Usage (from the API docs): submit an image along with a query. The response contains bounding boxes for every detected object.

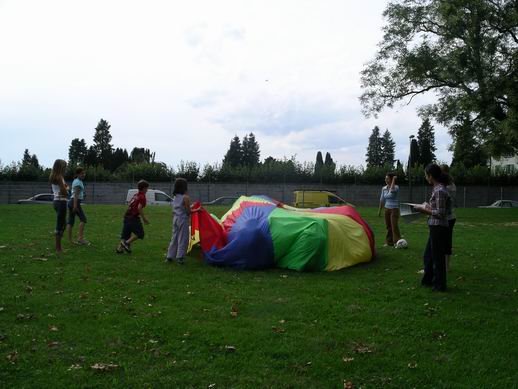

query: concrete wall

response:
[2,181,518,207]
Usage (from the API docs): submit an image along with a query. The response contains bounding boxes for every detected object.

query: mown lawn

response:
[0,204,517,388]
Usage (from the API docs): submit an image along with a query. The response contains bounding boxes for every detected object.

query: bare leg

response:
[126,234,139,245]
[56,235,63,253]
[78,222,85,241]
[66,225,73,242]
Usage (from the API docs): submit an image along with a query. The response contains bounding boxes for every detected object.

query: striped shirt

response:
[428,184,450,227]
[380,185,400,209]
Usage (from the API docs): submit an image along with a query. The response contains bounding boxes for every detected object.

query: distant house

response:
[490,155,518,172]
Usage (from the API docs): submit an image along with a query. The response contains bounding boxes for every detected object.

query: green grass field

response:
[0,204,517,388]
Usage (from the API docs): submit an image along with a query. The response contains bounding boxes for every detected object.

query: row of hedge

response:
[1,161,517,185]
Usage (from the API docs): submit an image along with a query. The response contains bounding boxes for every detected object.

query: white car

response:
[17,193,55,204]
[126,189,173,205]
[478,200,518,208]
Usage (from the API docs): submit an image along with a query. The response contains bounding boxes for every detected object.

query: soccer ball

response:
[395,239,408,249]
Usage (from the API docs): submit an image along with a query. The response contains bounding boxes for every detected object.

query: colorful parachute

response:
[190,196,375,271]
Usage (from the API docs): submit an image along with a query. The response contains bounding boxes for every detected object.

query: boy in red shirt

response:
[117,180,150,254]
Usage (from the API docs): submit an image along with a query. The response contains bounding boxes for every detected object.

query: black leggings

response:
[53,200,67,236]
[422,225,448,290]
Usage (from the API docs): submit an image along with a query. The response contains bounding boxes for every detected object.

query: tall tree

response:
[68,138,88,167]
[130,147,154,164]
[222,135,243,168]
[315,151,324,175]
[241,132,260,166]
[92,118,113,167]
[408,138,420,168]
[360,0,518,157]
[450,116,488,168]
[416,118,437,166]
[366,126,383,167]
[380,129,396,167]
[21,149,40,169]
[111,148,130,171]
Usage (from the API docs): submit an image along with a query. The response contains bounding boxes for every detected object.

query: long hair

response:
[173,177,188,195]
[425,163,449,185]
[49,159,67,184]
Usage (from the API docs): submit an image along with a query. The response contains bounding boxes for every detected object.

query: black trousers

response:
[422,225,448,290]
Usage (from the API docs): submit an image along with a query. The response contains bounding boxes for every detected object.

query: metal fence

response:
[2,181,517,207]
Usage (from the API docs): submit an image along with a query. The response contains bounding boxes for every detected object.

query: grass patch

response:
[0,205,517,388]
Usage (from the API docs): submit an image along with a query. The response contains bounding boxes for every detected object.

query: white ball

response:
[395,239,408,249]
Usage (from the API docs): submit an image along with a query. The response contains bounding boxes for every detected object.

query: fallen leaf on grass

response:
[230,305,239,317]
[0,245,7,249]
[342,357,355,363]
[25,286,33,293]
[48,325,59,332]
[68,364,82,370]
[272,326,285,333]
[408,362,418,369]
[353,344,373,354]
[208,384,216,388]
[0,307,4,312]
[90,363,119,372]
[224,345,236,352]
[16,313,34,321]
[343,381,354,389]
[280,274,288,278]
[417,269,424,274]
[48,341,60,348]
[6,351,18,363]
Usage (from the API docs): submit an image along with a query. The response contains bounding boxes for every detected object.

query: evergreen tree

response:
[416,118,436,166]
[450,117,488,168]
[380,129,395,167]
[314,151,324,175]
[68,138,88,167]
[111,148,130,171]
[84,146,98,166]
[130,148,154,164]
[365,126,383,167]
[21,149,32,167]
[241,132,260,166]
[92,118,113,168]
[408,138,420,167]
[21,149,40,169]
[222,136,243,168]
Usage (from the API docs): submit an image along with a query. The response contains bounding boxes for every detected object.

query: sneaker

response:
[76,239,90,246]
[165,257,173,263]
[120,240,132,253]
[176,258,185,265]
[116,247,124,254]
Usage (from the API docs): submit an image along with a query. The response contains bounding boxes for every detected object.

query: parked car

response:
[17,193,55,204]
[293,190,352,208]
[203,196,239,206]
[126,189,173,205]
[478,200,518,208]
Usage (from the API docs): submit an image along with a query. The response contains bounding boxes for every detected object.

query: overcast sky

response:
[0,0,452,170]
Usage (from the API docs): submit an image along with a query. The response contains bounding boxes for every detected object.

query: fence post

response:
[463,186,466,208]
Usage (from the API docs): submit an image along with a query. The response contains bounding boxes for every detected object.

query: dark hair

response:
[386,172,396,179]
[173,178,188,195]
[440,164,454,185]
[425,163,449,185]
[75,167,85,177]
[137,180,149,191]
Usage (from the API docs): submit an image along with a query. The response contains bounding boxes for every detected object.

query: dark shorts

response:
[120,216,144,241]
[67,199,87,226]
[445,218,456,255]
[53,200,67,236]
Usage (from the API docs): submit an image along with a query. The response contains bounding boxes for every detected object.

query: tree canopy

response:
[360,0,518,157]
[416,118,437,166]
